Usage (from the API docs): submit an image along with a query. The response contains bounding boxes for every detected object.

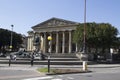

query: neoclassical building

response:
[27,17,79,54]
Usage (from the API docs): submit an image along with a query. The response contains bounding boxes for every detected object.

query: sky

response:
[0,0,120,36]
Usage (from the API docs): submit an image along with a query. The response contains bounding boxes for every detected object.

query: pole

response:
[48,56,50,73]
[10,25,14,51]
[47,36,52,73]
[83,0,86,54]
[83,61,87,71]
[48,40,51,73]
[9,58,11,67]
[9,54,12,67]
[31,53,34,66]
[82,0,88,71]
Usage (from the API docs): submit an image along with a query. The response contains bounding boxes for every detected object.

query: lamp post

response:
[47,35,52,73]
[82,0,88,71]
[83,0,86,54]
[47,36,52,53]
[10,25,14,51]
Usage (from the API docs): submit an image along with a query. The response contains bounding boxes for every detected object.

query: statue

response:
[33,33,41,53]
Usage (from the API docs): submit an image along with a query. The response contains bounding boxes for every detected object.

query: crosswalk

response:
[23,76,53,80]
[23,76,63,80]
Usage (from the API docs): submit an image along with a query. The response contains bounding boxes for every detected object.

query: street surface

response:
[23,66,120,80]
[0,64,120,80]
[0,64,45,80]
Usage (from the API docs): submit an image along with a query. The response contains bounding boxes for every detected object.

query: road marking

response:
[67,77,74,79]
[51,79,63,80]
[23,76,64,80]
[0,74,40,80]
[23,76,53,80]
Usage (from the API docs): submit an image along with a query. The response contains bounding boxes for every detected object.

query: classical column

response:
[29,37,32,51]
[56,32,59,53]
[39,33,41,51]
[49,32,52,53]
[62,31,65,53]
[43,32,47,53]
[32,37,35,51]
[69,31,72,53]
[27,37,30,51]
[40,33,44,52]
[31,37,33,51]
[76,43,78,52]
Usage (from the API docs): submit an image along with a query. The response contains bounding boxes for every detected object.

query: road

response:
[23,66,120,80]
[0,65,45,80]
[1,64,120,80]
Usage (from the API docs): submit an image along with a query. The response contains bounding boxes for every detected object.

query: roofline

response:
[32,17,80,29]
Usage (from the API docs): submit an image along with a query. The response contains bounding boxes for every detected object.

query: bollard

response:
[83,61,87,71]
[9,55,12,67]
[9,59,11,67]
[48,56,50,73]
[31,53,34,66]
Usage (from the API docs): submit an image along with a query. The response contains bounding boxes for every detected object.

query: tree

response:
[0,28,23,52]
[73,23,118,54]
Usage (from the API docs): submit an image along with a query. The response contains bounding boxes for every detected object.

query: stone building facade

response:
[27,17,79,54]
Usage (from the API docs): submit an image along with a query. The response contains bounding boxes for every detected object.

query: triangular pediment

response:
[32,17,79,29]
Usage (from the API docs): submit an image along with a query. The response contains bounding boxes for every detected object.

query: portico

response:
[27,17,79,54]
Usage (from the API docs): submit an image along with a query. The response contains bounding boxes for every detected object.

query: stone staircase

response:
[0,53,94,65]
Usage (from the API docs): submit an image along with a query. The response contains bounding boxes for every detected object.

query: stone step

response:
[45,53,77,58]
[0,60,94,65]
[0,53,83,65]
[0,57,80,61]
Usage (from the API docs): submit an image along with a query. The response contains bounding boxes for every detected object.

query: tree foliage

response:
[73,23,119,53]
[0,28,23,51]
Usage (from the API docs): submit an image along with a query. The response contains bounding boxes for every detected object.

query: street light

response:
[10,25,14,51]
[47,36,52,40]
[81,0,87,59]
[83,0,86,54]
[47,35,52,73]
[47,36,52,53]
[82,0,88,71]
